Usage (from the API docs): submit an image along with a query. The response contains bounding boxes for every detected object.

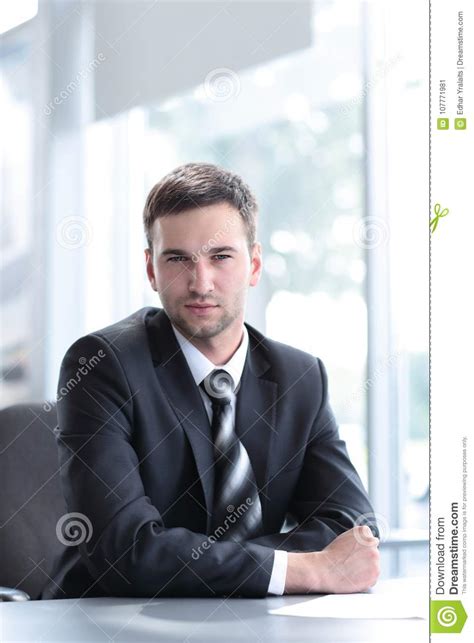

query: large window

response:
[0,24,39,407]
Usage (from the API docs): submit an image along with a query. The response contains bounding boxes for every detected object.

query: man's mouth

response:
[185,304,217,308]
[185,303,219,314]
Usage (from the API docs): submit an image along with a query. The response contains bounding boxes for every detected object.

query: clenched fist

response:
[284,526,380,594]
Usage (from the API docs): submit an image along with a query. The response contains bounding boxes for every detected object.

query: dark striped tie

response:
[200,369,263,541]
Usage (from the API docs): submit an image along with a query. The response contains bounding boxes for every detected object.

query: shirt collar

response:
[171,322,248,390]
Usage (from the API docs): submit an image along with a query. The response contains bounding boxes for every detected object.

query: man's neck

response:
[179,324,244,365]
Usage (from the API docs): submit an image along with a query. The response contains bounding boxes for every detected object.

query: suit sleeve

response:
[55,334,274,598]
[247,358,379,552]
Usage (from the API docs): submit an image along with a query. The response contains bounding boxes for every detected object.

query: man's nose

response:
[188,258,214,293]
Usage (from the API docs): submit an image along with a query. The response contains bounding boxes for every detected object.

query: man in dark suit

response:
[41,163,379,600]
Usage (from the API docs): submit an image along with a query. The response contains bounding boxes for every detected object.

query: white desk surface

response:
[0,577,428,642]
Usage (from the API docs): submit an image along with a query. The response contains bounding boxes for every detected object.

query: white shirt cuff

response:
[267,550,288,595]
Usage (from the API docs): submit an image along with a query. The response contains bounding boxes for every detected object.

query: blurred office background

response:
[0,0,428,579]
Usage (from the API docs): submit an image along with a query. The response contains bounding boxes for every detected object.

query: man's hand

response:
[284,526,380,594]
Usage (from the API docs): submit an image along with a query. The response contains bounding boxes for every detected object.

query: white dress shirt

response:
[171,322,288,595]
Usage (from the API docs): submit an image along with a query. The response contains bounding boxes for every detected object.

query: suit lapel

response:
[235,324,278,523]
[146,309,215,530]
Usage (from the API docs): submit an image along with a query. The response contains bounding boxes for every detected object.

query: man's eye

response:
[167,254,231,263]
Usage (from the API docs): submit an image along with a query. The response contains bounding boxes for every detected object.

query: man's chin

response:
[171,315,225,340]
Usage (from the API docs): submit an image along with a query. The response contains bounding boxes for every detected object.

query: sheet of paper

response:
[269,578,428,620]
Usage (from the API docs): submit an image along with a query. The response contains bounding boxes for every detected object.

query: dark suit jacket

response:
[41,306,377,599]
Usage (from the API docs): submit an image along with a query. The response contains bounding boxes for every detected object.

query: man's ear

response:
[249,242,262,287]
[144,248,157,291]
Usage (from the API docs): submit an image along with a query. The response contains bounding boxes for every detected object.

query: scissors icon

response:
[430,203,449,233]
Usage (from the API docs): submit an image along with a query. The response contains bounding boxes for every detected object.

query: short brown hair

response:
[143,162,258,254]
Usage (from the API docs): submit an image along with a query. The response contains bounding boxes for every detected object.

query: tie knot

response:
[200,369,235,405]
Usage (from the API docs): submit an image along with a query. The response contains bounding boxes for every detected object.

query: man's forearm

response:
[284,552,315,593]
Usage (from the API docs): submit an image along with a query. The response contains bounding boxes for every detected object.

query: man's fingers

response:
[353,525,379,547]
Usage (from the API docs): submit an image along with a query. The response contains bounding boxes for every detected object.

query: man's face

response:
[145,202,262,340]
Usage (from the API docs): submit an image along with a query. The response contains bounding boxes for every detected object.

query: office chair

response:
[0,402,67,601]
